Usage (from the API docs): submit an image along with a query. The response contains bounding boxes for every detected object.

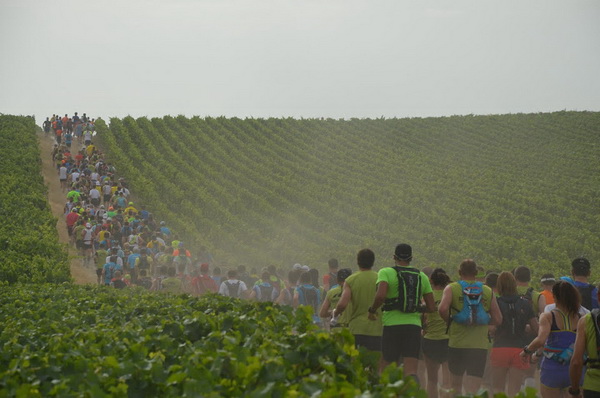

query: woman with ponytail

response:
[423,268,452,398]
[521,280,584,397]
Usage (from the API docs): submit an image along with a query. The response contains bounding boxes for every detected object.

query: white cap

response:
[301,265,310,272]
[85,223,91,228]
[293,263,302,270]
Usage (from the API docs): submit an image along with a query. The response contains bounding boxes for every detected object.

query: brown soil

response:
[38,132,97,284]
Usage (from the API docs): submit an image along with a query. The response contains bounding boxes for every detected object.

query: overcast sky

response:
[1,0,599,121]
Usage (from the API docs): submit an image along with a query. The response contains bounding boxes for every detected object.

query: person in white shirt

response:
[59,165,68,191]
[89,186,101,207]
[219,270,248,299]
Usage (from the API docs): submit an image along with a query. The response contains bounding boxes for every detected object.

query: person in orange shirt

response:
[55,128,63,145]
[539,273,556,305]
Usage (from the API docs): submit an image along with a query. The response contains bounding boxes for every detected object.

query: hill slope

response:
[95,112,600,276]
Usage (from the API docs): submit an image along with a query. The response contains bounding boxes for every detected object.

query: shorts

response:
[422,338,449,363]
[103,194,111,203]
[85,140,91,146]
[490,347,529,370]
[91,198,100,207]
[382,324,421,362]
[67,225,74,236]
[82,243,92,250]
[354,334,381,352]
[60,178,67,183]
[76,240,84,249]
[448,347,488,378]
[540,360,583,389]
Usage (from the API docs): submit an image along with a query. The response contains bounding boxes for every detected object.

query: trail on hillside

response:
[38,132,97,284]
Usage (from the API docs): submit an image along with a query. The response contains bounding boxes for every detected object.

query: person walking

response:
[521,280,583,397]
[438,259,502,395]
[334,248,383,353]
[491,271,538,396]
[367,244,435,379]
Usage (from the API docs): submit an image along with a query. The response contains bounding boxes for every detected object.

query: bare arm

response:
[293,290,299,308]
[319,297,331,318]
[423,292,436,313]
[525,312,552,352]
[438,285,453,324]
[368,282,388,320]
[538,294,547,315]
[334,283,352,314]
[569,317,587,393]
[489,292,503,326]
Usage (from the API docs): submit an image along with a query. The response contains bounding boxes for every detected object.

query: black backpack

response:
[586,309,600,369]
[578,284,595,311]
[382,266,422,313]
[258,284,274,302]
[299,285,319,309]
[496,296,530,338]
[226,281,241,298]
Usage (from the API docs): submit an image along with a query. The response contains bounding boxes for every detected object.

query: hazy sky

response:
[1,0,599,121]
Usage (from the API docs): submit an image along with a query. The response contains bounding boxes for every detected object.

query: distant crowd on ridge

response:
[46,113,600,398]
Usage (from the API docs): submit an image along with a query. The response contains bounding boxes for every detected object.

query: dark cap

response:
[394,244,412,261]
[572,257,591,274]
[337,268,352,282]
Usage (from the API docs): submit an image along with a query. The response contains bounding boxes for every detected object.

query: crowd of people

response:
[47,113,600,397]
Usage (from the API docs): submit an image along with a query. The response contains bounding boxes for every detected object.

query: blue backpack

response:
[452,280,490,326]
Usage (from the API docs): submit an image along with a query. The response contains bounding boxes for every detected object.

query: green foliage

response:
[0,115,70,284]
[0,284,424,397]
[95,113,600,281]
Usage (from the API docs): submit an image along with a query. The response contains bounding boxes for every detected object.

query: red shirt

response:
[66,212,79,227]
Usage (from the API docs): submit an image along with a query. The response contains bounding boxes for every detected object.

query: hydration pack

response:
[496,295,530,338]
[225,281,241,298]
[382,266,422,313]
[258,284,274,302]
[578,284,595,311]
[451,281,490,326]
[298,285,319,309]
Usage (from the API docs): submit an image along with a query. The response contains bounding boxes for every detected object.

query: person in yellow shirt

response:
[124,202,138,215]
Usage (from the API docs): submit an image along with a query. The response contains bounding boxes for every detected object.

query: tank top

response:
[541,309,578,370]
[424,289,448,340]
[584,313,600,392]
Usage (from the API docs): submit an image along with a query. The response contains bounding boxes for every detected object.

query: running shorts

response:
[490,347,529,370]
[354,334,382,352]
[448,347,488,378]
[422,338,449,363]
[382,324,421,362]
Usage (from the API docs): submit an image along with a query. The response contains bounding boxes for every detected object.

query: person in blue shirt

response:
[569,257,597,311]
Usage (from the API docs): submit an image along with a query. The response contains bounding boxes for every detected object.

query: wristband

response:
[368,306,377,314]
[568,387,580,395]
[523,345,533,355]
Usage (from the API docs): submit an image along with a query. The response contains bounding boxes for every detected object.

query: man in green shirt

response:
[438,259,502,395]
[334,249,383,352]
[368,243,435,379]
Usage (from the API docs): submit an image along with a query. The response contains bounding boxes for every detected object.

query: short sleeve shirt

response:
[376,266,433,327]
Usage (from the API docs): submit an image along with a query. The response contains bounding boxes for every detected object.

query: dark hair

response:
[430,268,450,288]
[267,264,277,275]
[553,280,581,316]
[328,258,339,269]
[308,268,319,287]
[261,271,270,281]
[213,266,221,275]
[572,258,591,277]
[540,273,556,286]
[496,271,517,296]
[513,266,531,283]
[167,267,176,277]
[228,270,238,279]
[299,271,312,284]
[288,270,301,285]
[485,272,499,289]
[357,248,375,269]
[458,259,478,278]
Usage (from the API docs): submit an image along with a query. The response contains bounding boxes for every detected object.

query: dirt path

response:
[38,132,97,284]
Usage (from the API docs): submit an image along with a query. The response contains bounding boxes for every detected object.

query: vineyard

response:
[95,112,600,277]
[0,115,70,284]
